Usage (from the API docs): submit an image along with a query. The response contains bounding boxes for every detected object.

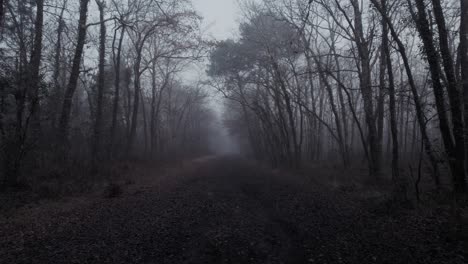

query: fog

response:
[0,0,467,263]
[193,0,239,40]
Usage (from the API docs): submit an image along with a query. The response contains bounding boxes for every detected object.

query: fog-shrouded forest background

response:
[1,0,220,189]
[1,0,468,203]
[209,0,467,201]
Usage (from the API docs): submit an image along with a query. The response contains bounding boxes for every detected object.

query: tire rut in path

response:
[165,157,310,264]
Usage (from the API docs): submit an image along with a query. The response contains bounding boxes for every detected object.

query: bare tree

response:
[92,0,107,164]
[58,0,90,144]
[462,0,468,177]
[2,0,44,187]
[380,0,406,200]
[411,0,465,193]
[109,5,126,154]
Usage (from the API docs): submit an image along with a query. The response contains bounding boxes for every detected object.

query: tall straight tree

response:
[3,0,44,187]
[58,0,90,143]
[110,23,125,154]
[370,0,441,187]
[461,0,468,186]
[350,0,381,177]
[381,0,406,200]
[125,13,167,153]
[28,0,44,125]
[51,0,67,128]
[430,0,466,193]
[412,0,465,193]
[92,0,107,163]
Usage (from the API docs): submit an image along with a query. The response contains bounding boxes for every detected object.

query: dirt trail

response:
[0,156,466,263]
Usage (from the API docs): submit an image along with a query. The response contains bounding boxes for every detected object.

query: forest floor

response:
[1,156,467,264]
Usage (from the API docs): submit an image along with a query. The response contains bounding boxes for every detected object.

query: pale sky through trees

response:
[186,1,242,154]
[193,0,239,40]
[183,0,240,82]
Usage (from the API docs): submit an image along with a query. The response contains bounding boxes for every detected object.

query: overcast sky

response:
[186,1,241,151]
[193,0,240,40]
[183,0,242,81]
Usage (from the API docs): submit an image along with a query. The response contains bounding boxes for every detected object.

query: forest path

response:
[1,156,466,264]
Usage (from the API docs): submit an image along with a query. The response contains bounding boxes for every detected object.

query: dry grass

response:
[0,156,219,218]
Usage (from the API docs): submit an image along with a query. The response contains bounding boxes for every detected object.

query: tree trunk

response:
[140,89,148,155]
[127,50,142,154]
[377,42,386,164]
[92,0,106,164]
[27,0,44,133]
[272,61,300,168]
[350,0,380,177]
[370,0,441,187]
[58,0,90,143]
[124,69,132,138]
[462,0,468,183]
[315,57,348,167]
[150,67,169,158]
[412,0,463,192]
[330,36,350,166]
[110,25,125,156]
[150,63,157,157]
[381,0,406,200]
[431,0,466,193]
[3,0,44,188]
[51,1,67,129]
